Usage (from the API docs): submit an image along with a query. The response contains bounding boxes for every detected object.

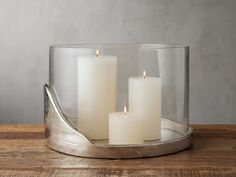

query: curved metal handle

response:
[44,84,94,144]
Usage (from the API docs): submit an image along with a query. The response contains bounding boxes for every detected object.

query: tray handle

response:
[44,84,94,144]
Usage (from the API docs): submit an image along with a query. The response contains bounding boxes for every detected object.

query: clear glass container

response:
[48,44,189,144]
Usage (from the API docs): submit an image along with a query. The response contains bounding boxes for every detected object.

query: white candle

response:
[109,107,143,145]
[129,71,161,140]
[77,50,117,140]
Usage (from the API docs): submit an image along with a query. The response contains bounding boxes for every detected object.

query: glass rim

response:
[50,43,189,49]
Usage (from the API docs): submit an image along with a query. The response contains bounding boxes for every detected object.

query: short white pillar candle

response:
[129,71,161,140]
[109,107,143,145]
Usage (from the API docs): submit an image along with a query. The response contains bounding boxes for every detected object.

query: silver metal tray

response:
[44,85,192,159]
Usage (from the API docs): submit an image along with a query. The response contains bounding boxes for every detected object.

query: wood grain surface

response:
[0,124,235,177]
[0,124,45,139]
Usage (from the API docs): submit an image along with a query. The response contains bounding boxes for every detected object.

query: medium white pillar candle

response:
[129,71,161,140]
[77,50,117,140]
[109,107,143,145]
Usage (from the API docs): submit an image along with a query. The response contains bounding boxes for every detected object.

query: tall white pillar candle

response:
[109,107,143,145]
[77,50,117,140]
[129,71,161,140]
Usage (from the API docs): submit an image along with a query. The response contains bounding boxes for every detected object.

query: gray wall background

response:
[0,0,236,124]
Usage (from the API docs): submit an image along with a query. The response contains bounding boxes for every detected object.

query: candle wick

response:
[143,70,146,79]
[96,49,99,58]
[124,106,127,117]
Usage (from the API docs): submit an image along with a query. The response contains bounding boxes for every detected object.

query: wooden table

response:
[0,125,235,177]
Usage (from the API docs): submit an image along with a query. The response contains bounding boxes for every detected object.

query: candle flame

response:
[143,70,147,79]
[124,106,127,117]
[96,49,99,57]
